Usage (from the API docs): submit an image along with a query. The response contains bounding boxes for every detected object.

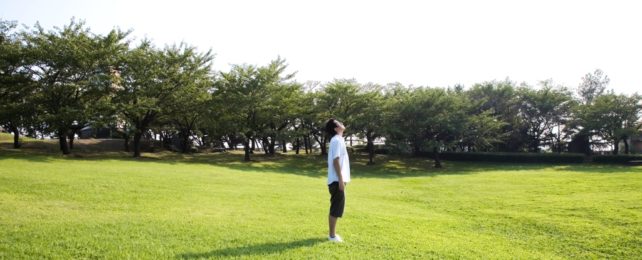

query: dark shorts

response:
[328,182,346,218]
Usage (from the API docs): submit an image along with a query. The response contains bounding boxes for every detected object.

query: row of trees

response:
[2,20,641,166]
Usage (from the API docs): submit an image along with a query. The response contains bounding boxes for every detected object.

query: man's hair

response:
[325,118,338,137]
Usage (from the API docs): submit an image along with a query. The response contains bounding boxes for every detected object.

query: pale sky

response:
[2,0,641,94]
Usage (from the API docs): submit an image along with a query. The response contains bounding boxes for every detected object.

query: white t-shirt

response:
[327,135,351,185]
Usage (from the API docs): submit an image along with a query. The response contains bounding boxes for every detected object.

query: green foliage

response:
[386,87,452,154]
[162,44,214,153]
[385,86,504,166]
[3,18,642,160]
[316,79,363,124]
[258,58,301,154]
[350,83,386,163]
[212,58,297,159]
[577,93,642,154]
[466,80,526,152]
[19,19,128,153]
[353,144,389,154]
[577,69,610,105]
[517,81,575,152]
[0,19,36,148]
[115,41,213,156]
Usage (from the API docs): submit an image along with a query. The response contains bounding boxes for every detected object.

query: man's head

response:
[325,118,345,137]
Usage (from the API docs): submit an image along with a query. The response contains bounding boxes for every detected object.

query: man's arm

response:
[333,157,345,191]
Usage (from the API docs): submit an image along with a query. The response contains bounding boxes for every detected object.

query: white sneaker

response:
[328,234,343,242]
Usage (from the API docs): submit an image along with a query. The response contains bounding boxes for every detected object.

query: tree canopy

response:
[2,18,641,164]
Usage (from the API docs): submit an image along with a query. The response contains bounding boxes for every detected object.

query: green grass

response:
[0,132,37,142]
[0,148,641,259]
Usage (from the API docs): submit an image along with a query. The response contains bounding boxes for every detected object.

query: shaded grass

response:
[0,148,641,259]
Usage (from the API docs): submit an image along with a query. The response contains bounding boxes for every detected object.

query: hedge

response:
[353,145,642,164]
[436,152,585,163]
[592,155,642,164]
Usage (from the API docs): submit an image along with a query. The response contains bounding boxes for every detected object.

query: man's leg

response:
[328,182,344,239]
[329,215,338,237]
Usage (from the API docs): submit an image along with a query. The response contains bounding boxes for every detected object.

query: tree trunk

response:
[124,134,130,152]
[250,138,255,153]
[623,138,630,154]
[304,136,310,154]
[244,139,251,161]
[412,141,421,157]
[433,147,442,168]
[227,136,235,150]
[58,128,70,155]
[317,136,327,155]
[367,136,375,165]
[11,126,20,148]
[282,139,287,153]
[613,139,619,155]
[268,136,276,155]
[181,129,190,153]
[532,137,540,153]
[262,137,269,154]
[133,131,143,157]
[68,131,75,150]
[295,138,300,155]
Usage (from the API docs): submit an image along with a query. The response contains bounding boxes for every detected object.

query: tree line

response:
[1,19,641,165]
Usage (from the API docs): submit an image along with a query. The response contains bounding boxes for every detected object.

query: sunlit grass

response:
[0,149,641,259]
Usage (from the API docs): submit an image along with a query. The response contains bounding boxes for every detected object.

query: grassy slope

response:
[0,149,641,259]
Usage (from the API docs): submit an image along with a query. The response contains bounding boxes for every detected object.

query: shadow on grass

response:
[176,237,325,259]
[2,146,638,178]
[553,164,641,174]
[0,147,54,163]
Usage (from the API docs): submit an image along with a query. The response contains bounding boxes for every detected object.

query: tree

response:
[164,46,213,153]
[466,80,527,152]
[517,81,574,152]
[314,79,363,155]
[296,85,323,155]
[352,83,385,165]
[255,58,297,155]
[384,84,420,154]
[23,19,128,154]
[458,110,505,152]
[115,42,213,157]
[213,64,264,161]
[387,86,503,168]
[387,87,454,167]
[578,69,609,105]
[0,20,34,148]
[578,93,642,154]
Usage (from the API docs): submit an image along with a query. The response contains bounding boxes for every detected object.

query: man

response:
[325,118,351,242]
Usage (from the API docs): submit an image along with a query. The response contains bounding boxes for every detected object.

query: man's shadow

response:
[176,238,326,259]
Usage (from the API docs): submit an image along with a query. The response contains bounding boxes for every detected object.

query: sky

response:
[2,0,641,94]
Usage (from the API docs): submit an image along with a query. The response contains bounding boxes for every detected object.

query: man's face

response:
[334,120,346,132]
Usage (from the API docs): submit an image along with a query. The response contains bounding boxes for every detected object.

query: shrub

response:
[592,155,642,164]
[354,144,389,154]
[417,151,585,164]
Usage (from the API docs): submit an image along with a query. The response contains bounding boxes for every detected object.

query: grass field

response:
[0,144,641,259]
